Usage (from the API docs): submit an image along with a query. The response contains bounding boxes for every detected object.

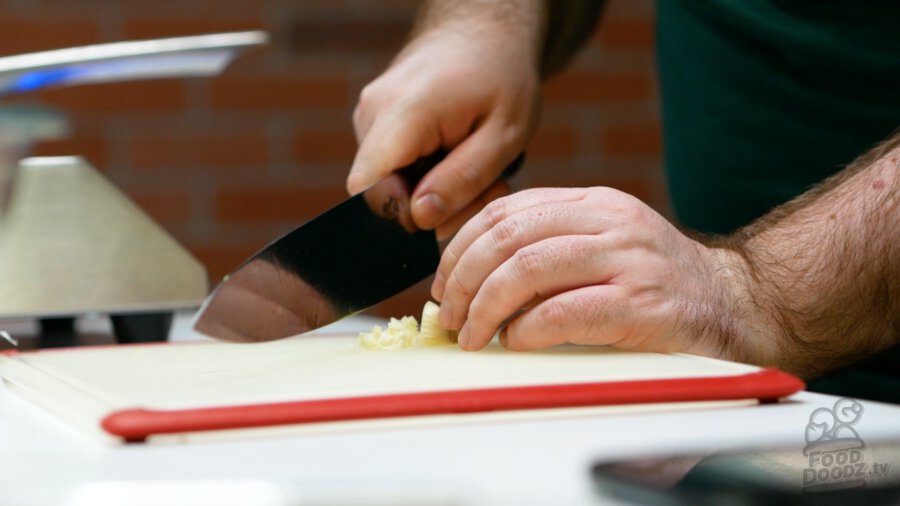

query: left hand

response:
[431,187,772,361]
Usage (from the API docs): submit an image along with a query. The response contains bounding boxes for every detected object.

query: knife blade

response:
[193,151,523,343]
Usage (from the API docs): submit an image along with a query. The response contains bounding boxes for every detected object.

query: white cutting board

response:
[0,334,762,443]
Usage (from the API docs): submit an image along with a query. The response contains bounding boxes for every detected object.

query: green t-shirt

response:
[655,1,900,402]
[657,0,900,234]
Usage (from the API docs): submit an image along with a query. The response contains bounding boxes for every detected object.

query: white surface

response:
[6,333,756,409]
[1,312,899,506]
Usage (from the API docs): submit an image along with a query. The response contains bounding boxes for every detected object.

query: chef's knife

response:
[193,151,523,342]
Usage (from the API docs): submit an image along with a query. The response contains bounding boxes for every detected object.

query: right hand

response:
[348,23,542,239]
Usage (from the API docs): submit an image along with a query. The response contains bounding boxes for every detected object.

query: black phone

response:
[591,439,900,506]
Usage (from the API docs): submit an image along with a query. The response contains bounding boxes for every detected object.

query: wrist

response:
[696,245,787,372]
[409,0,547,68]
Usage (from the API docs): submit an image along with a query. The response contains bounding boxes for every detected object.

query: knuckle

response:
[490,218,522,252]
[598,188,643,220]
[446,272,471,299]
[483,197,511,227]
[357,82,378,109]
[619,199,645,222]
[443,156,485,198]
[353,83,385,137]
[497,123,528,149]
[351,112,366,140]
[352,103,365,126]
[536,301,569,329]
[512,246,544,281]
[439,242,463,273]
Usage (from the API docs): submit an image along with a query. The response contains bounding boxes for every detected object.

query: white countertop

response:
[2,312,899,506]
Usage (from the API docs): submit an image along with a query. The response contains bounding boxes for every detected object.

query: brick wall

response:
[2,0,662,319]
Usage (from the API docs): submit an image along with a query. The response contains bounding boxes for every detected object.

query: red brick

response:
[210,75,348,110]
[188,243,262,282]
[0,17,99,56]
[600,126,662,156]
[33,80,187,113]
[544,73,652,103]
[130,133,269,170]
[281,0,420,18]
[215,187,349,223]
[599,179,654,204]
[528,126,577,158]
[602,0,656,22]
[595,20,655,49]
[124,17,266,40]
[287,18,411,54]
[292,130,357,164]
[31,136,108,170]
[130,191,193,226]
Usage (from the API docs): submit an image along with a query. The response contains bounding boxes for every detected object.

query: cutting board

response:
[0,334,803,444]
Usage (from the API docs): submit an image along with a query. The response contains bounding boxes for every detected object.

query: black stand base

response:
[36,312,174,348]
[110,312,174,344]
[37,317,77,348]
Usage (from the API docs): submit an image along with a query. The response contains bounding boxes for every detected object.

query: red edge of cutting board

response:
[101,368,804,443]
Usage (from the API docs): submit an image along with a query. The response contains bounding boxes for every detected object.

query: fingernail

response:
[413,193,448,228]
[498,328,508,348]
[458,324,470,349]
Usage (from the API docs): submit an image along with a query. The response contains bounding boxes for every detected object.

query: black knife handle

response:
[370,150,524,235]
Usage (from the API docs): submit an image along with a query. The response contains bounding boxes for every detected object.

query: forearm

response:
[409,0,603,76]
[718,132,900,378]
[410,1,545,64]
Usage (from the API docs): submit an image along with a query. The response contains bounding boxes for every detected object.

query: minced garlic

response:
[359,301,457,350]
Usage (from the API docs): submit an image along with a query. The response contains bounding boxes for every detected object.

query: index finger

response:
[409,117,525,230]
[347,108,441,196]
[432,187,588,301]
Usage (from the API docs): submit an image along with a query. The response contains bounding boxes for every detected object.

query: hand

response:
[348,23,541,239]
[431,187,777,363]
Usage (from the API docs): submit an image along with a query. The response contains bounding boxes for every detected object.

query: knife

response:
[0,31,268,96]
[193,151,524,343]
